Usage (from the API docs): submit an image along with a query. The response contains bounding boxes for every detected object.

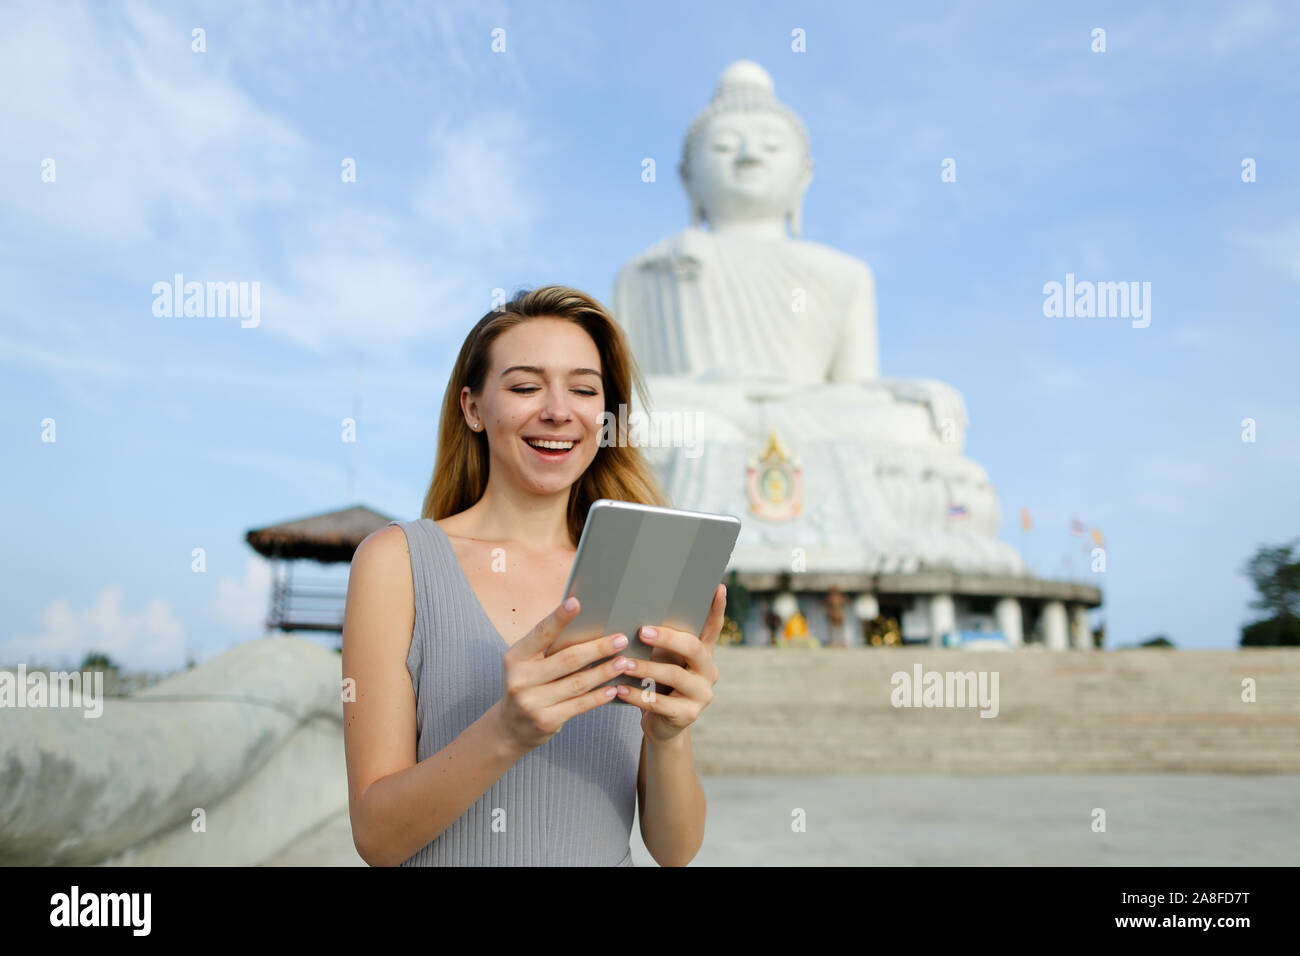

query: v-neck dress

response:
[389,517,643,866]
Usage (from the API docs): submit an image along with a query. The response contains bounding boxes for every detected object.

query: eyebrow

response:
[499,365,601,378]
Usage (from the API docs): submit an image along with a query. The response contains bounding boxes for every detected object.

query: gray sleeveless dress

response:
[390,518,644,866]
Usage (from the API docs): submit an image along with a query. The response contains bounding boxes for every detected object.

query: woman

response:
[341,285,726,866]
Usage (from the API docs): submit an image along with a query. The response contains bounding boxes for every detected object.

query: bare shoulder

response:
[345,525,415,639]
[354,523,411,567]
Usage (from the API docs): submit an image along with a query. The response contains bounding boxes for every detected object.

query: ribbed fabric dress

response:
[390,518,644,866]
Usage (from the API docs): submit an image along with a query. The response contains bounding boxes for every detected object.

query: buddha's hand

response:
[618,584,725,744]
[740,378,796,402]
[879,378,969,443]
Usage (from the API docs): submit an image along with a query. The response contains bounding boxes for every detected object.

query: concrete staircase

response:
[689,648,1300,773]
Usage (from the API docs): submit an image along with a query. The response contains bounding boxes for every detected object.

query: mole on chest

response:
[467,559,571,637]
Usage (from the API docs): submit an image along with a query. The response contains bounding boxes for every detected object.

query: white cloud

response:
[212,556,273,638]
[413,109,543,252]
[258,209,475,353]
[1,586,186,671]
[0,0,308,245]
[1234,221,1300,281]
[1210,0,1281,55]
[0,1,535,364]
[1018,352,1088,396]
[1170,325,1224,349]
[0,332,133,383]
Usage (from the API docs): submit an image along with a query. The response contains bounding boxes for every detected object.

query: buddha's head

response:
[679,60,814,235]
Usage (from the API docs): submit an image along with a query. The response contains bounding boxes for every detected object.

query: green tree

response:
[1240,539,1300,646]
[79,651,116,671]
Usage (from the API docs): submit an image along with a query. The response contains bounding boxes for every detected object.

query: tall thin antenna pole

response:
[346,354,363,503]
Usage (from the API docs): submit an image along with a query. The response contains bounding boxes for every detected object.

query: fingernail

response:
[612,634,628,649]
[641,626,657,640]
[563,597,578,611]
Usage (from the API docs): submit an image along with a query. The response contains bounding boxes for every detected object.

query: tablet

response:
[547,498,742,699]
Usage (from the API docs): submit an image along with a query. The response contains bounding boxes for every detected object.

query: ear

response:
[789,161,814,236]
[459,386,479,429]
[679,162,706,228]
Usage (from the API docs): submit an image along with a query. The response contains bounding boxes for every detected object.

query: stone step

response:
[688,648,1300,772]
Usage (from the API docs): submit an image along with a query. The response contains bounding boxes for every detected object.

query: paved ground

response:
[627,774,1300,866]
[266,773,1300,866]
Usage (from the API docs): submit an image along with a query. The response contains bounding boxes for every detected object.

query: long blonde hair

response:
[421,285,668,545]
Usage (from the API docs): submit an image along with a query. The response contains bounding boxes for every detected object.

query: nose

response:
[540,387,574,424]
[735,135,761,165]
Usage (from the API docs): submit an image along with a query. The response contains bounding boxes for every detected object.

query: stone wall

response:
[0,637,357,866]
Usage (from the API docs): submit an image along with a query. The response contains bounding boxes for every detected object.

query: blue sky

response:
[2,0,1297,668]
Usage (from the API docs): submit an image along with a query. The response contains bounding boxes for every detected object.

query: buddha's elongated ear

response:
[679,160,705,228]
[788,157,814,236]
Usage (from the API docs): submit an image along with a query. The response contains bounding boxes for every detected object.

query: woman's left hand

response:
[616,584,725,743]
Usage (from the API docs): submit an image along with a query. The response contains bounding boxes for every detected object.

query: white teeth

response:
[526,438,574,450]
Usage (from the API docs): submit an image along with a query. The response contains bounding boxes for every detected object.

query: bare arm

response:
[628,585,726,866]
[637,729,707,866]
[342,526,527,866]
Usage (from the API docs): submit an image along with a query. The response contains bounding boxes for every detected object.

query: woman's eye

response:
[510,386,598,396]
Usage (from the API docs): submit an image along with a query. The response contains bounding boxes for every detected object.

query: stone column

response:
[930,593,956,648]
[1071,605,1093,650]
[1042,600,1069,650]
[995,596,1023,647]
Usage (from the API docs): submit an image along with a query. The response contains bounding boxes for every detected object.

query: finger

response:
[532,630,629,684]
[513,596,580,659]
[639,622,711,672]
[545,679,622,723]
[618,656,710,701]
[535,652,634,708]
[615,681,696,721]
[699,584,727,649]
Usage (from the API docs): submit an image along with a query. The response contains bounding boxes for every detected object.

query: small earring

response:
[472,422,480,430]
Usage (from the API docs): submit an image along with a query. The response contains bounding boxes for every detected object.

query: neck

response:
[708,217,788,240]
[460,474,575,550]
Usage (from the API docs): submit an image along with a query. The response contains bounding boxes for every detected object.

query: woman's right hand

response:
[494,596,630,753]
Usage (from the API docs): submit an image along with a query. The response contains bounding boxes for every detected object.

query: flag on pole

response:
[1070,518,1085,536]
[946,504,969,521]
[1020,508,1032,531]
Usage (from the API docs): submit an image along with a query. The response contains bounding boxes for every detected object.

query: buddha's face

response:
[684,110,810,225]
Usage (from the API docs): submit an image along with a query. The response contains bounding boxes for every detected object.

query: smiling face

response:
[685,110,810,224]
[461,317,605,498]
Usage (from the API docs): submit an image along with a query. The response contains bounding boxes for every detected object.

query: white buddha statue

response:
[612,60,1026,576]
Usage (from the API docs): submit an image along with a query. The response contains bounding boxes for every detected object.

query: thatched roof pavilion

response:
[245,504,398,634]
[246,504,396,564]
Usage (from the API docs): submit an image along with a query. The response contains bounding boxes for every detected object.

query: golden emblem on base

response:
[746,429,803,521]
